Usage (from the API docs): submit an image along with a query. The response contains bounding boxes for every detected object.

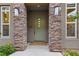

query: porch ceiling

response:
[25,3,49,11]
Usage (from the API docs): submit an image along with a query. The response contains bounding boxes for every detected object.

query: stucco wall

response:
[61,3,79,49]
[0,3,13,46]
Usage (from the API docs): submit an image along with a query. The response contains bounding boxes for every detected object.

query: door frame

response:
[27,3,49,43]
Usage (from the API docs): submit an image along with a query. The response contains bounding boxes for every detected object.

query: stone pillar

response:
[12,4,27,51]
[49,3,62,51]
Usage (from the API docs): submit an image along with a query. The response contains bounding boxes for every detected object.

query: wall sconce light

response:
[14,7,23,16]
[14,7,19,16]
[54,6,61,16]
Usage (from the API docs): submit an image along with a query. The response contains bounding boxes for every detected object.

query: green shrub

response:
[0,52,6,56]
[64,49,79,56]
[0,43,16,56]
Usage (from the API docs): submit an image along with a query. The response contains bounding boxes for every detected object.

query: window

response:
[65,3,77,38]
[0,6,10,38]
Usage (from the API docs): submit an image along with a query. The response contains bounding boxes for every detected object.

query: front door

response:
[34,17,48,42]
[27,3,48,43]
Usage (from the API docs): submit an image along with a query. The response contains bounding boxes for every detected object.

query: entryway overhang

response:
[13,3,62,51]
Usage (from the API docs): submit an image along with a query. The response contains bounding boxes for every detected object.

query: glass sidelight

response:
[65,3,77,38]
[0,6,10,38]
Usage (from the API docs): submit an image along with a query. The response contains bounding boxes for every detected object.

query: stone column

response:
[12,4,27,51]
[49,3,62,51]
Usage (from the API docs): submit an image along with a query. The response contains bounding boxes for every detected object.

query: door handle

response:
[34,31,35,35]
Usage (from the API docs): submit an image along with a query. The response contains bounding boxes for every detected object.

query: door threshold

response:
[31,42,48,45]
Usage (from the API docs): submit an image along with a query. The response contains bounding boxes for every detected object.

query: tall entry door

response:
[27,3,49,43]
[34,16,48,42]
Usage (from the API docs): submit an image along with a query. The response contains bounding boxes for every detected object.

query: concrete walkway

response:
[10,45,62,56]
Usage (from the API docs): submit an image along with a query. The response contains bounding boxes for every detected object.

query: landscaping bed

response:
[0,43,16,56]
[63,49,79,56]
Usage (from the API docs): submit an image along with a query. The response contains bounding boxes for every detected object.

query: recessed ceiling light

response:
[37,4,40,7]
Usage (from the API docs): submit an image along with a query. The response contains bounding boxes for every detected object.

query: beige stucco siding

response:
[0,3,13,46]
[61,3,79,48]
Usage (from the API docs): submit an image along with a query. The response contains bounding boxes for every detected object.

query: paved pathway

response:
[10,45,62,56]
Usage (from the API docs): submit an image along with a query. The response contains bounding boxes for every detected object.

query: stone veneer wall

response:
[49,3,62,51]
[11,3,62,51]
[12,4,27,51]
